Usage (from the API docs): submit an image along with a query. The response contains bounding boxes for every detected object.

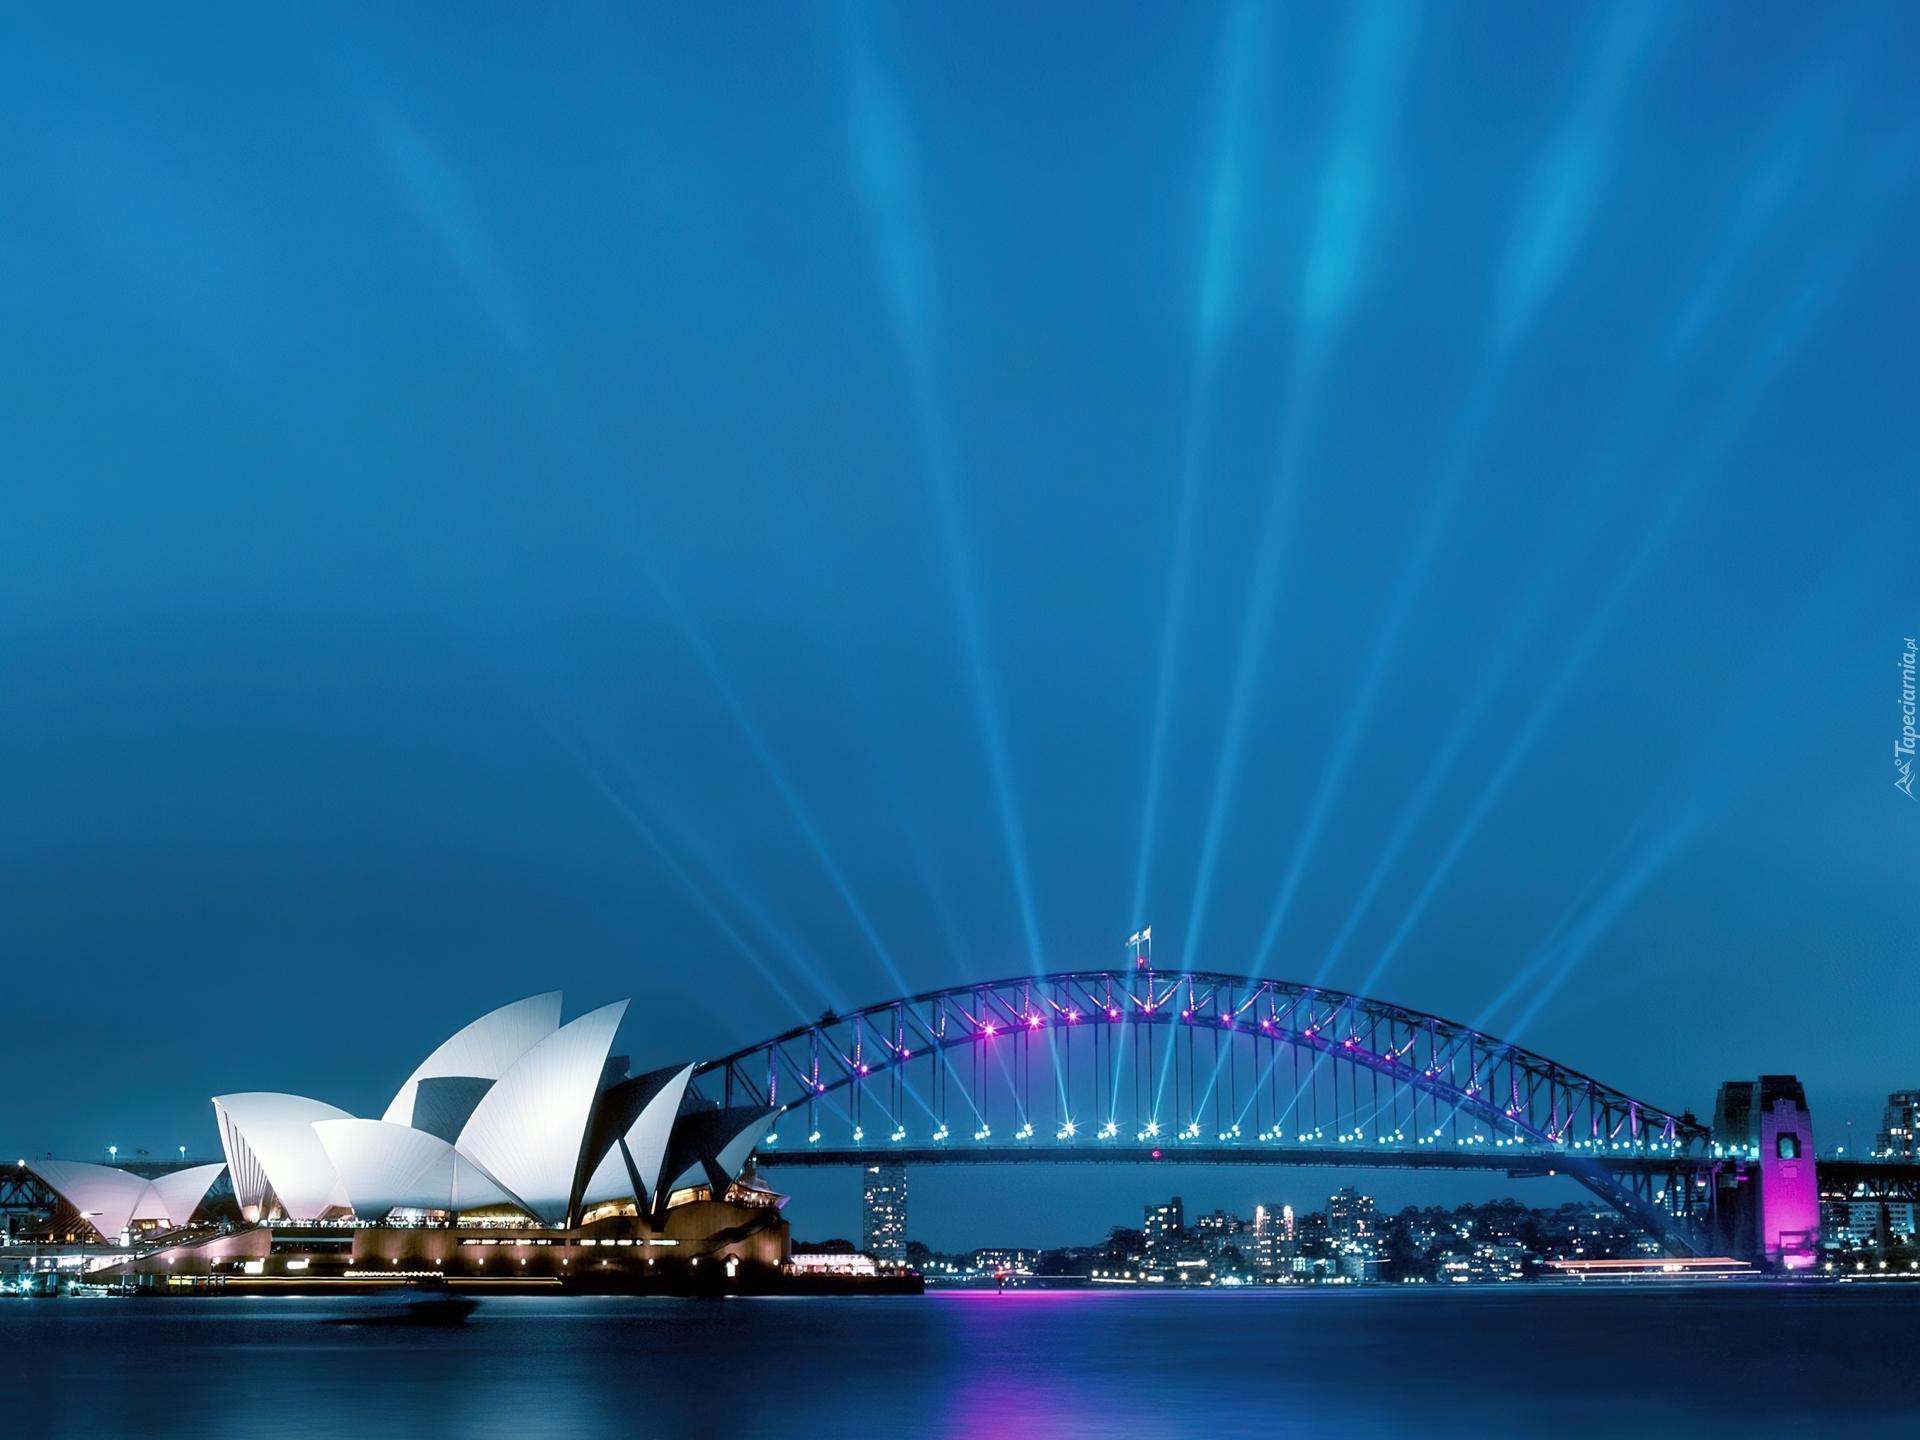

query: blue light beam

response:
[1243,0,1664,975]
[844,7,1046,970]
[662,586,913,999]
[1130,0,1271,933]
[570,754,813,1025]
[1312,74,1833,986]
[1497,504,1905,1045]
[1351,210,1880,1002]
[1181,0,1421,968]
[1471,814,1651,1032]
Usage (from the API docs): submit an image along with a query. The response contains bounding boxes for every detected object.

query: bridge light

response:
[982,1023,997,1036]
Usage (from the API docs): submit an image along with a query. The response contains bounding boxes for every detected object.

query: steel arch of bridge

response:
[694,969,1715,1251]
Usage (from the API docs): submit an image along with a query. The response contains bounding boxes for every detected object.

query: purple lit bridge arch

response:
[692,969,1718,1253]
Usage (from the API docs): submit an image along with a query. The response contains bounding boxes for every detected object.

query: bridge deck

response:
[753,1145,1692,1178]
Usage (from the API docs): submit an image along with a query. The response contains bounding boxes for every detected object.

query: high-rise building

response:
[1144,1196,1184,1262]
[1251,1204,1295,1274]
[861,1162,907,1264]
[1327,1187,1375,1250]
[1190,1207,1243,1255]
[1327,1188,1378,1282]
[1876,1091,1920,1158]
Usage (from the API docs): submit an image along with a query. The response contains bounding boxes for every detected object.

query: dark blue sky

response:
[3,2,1916,1247]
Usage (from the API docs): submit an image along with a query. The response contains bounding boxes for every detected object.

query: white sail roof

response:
[383,992,563,1128]
[664,1129,763,1197]
[29,1161,151,1242]
[578,1143,633,1210]
[581,1063,695,1207]
[213,1093,352,1221]
[626,1065,696,1202]
[312,1119,518,1220]
[145,1163,227,1226]
[130,1183,173,1226]
[455,1000,627,1225]
[663,1107,772,1196]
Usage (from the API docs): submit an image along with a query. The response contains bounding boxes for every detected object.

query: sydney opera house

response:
[25,993,797,1290]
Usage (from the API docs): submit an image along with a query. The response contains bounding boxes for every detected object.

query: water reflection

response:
[7,1289,1919,1439]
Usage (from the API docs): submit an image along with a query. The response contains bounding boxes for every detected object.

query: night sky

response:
[3,3,1916,1249]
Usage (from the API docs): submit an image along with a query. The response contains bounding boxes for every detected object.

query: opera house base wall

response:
[93,1200,917,1296]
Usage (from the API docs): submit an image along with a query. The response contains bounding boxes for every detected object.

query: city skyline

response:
[2,4,1916,1250]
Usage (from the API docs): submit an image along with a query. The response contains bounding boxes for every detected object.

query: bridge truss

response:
[694,969,1717,1251]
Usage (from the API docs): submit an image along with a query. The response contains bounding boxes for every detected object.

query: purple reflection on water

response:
[5,1289,1917,1439]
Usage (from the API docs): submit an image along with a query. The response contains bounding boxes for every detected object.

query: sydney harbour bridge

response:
[2,963,1909,1270]
[686,964,1909,1261]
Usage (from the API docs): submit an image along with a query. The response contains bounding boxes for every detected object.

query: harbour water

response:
[9,1286,1919,1438]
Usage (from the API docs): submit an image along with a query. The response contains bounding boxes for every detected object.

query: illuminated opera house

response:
[71,993,794,1289]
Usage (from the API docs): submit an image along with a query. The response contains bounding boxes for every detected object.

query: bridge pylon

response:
[1709,1076,1819,1268]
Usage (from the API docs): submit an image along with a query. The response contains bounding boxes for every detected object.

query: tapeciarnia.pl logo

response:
[1898,638,1916,799]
